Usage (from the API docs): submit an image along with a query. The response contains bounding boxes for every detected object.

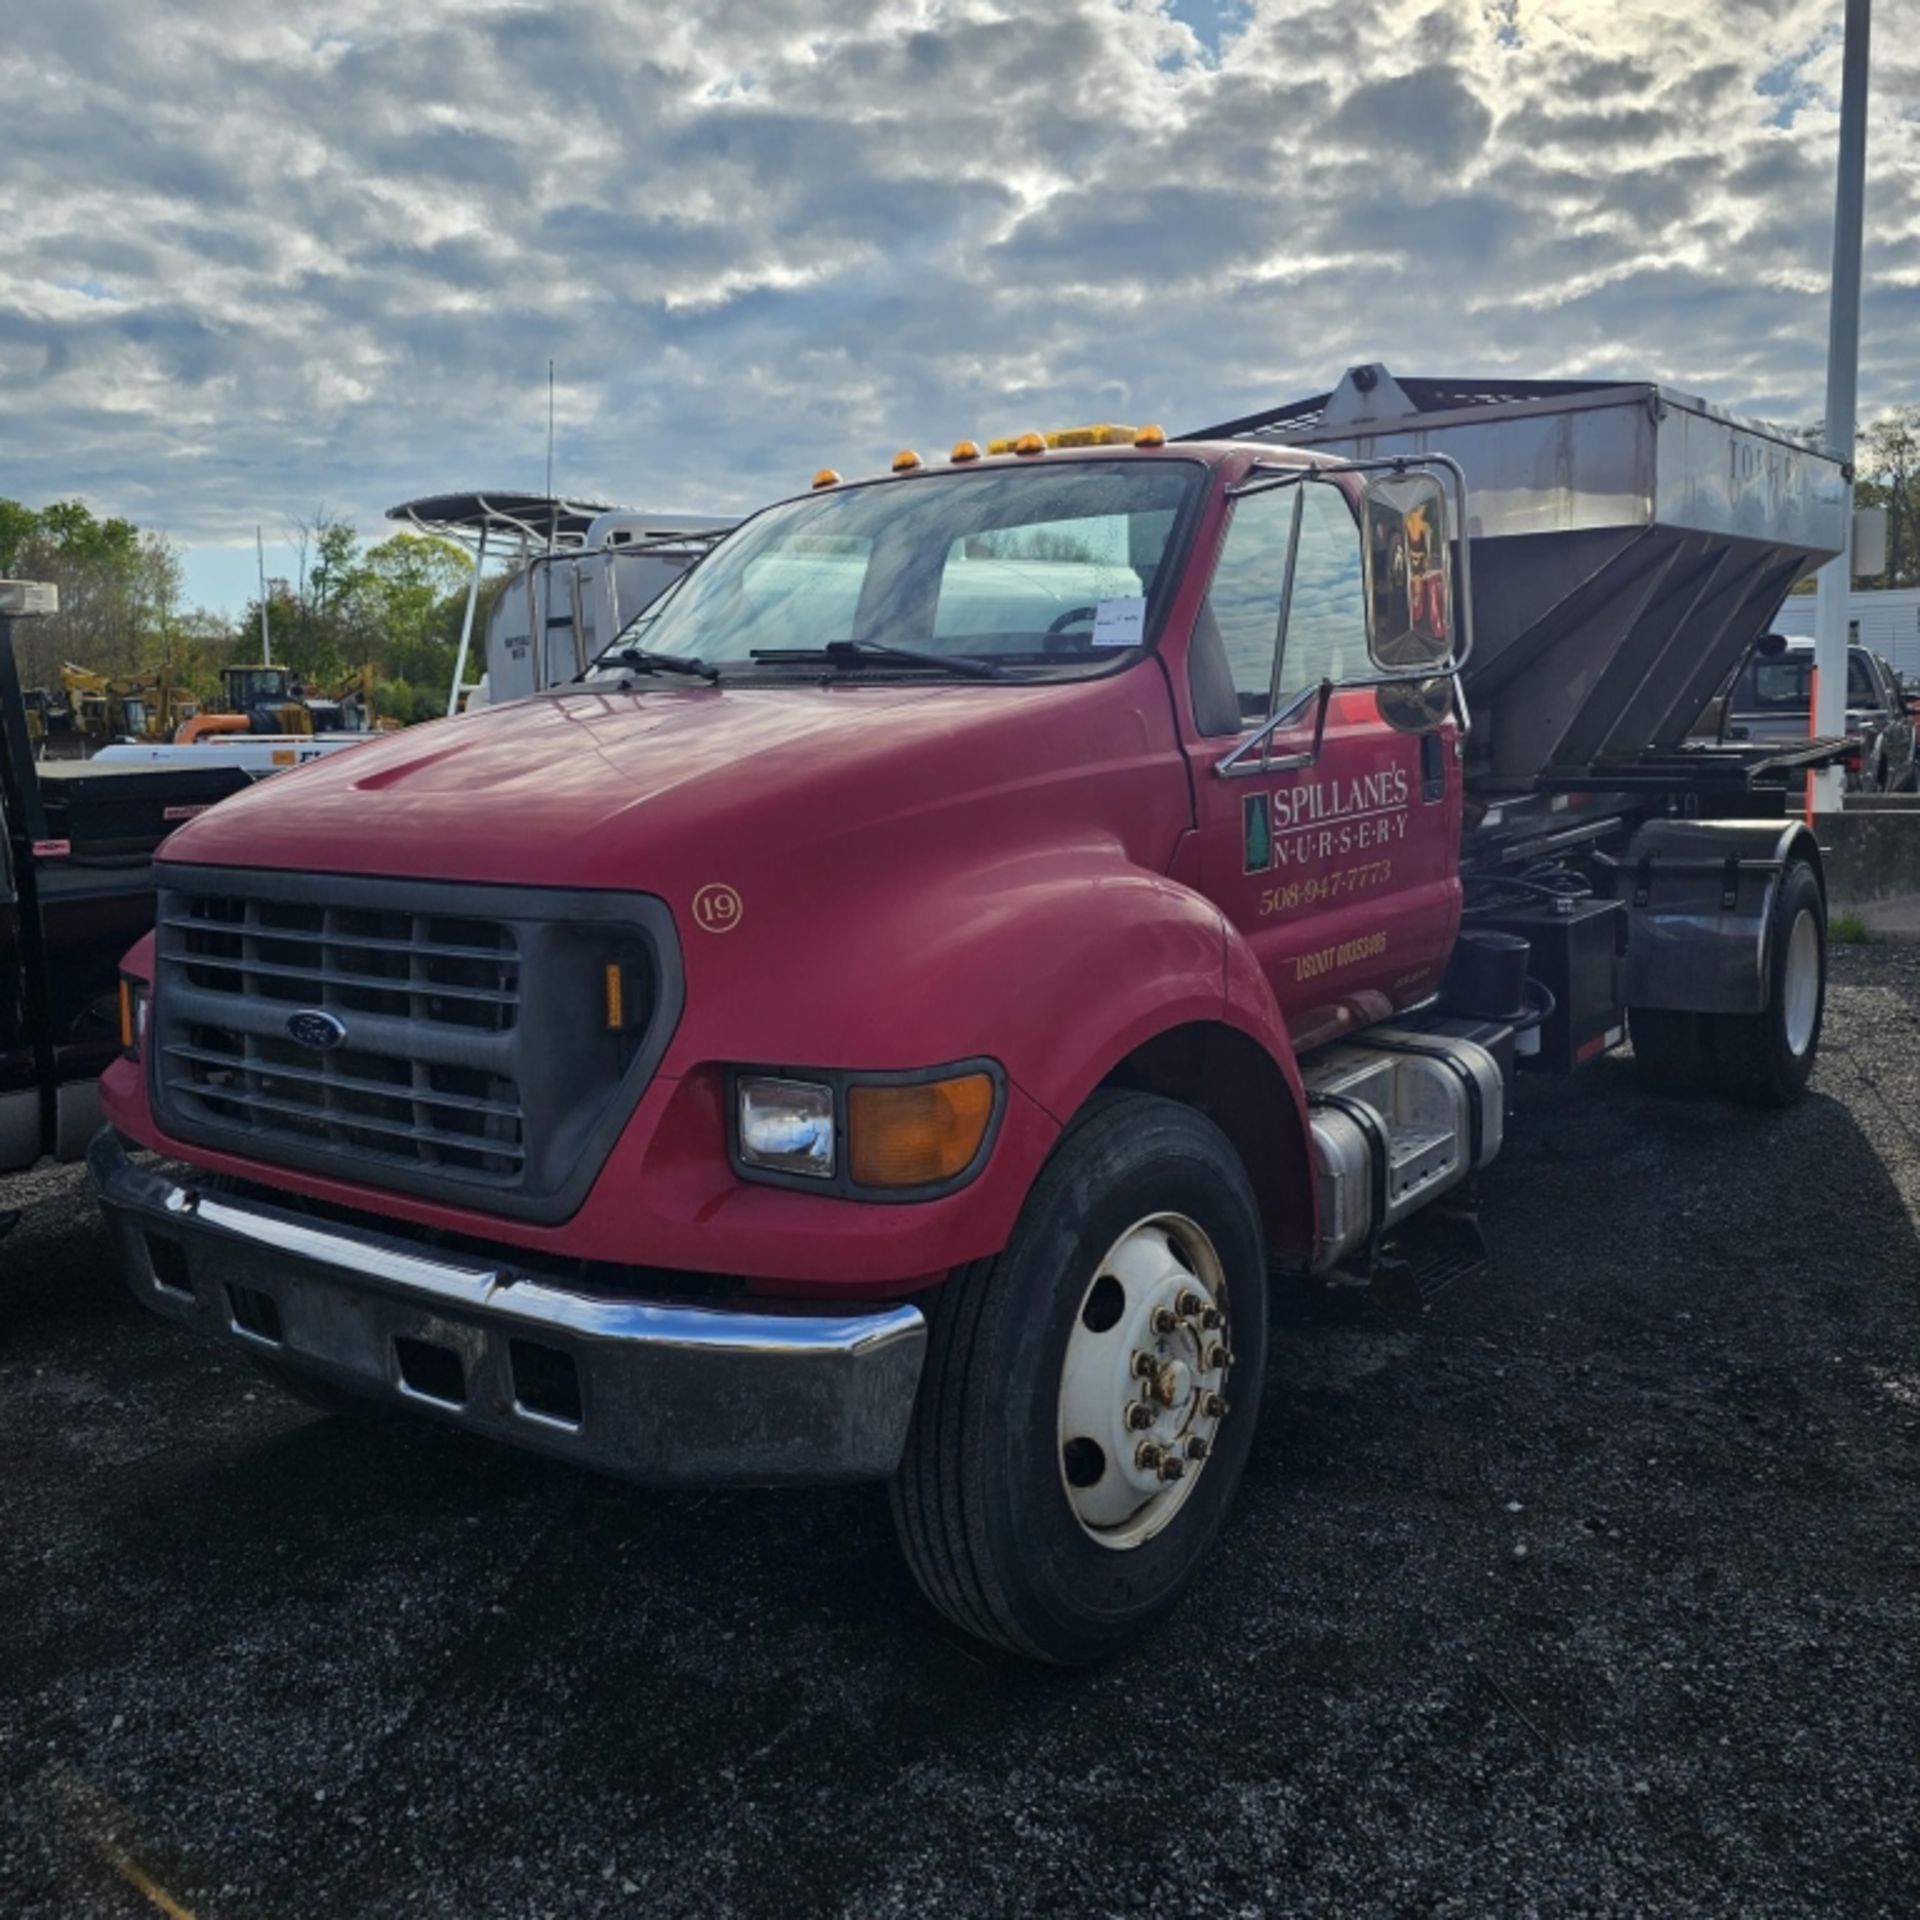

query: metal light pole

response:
[1810,0,1872,815]
[256,526,273,666]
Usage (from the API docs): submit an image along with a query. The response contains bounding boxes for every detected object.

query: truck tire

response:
[890,1093,1268,1664]
[1627,1006,1711,1095]
[1708,859,1825,1106]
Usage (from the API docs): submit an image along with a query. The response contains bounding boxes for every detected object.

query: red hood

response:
[159,680,1145,889]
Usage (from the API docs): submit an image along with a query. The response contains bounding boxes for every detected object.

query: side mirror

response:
[1361,472,1454,673]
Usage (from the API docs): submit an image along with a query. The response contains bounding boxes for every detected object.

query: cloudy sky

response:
[2,0,1916,611]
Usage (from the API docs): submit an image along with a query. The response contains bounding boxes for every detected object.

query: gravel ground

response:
[2,945,1917,1919]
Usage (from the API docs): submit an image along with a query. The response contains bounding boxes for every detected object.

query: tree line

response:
[0,501,508,727]
[1766,408,1920,593]
[1855,409,1920,590]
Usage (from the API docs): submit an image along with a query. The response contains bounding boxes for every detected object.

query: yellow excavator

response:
[59,663,200,752]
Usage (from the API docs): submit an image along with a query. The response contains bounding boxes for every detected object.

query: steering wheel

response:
[1043,605,1099,654]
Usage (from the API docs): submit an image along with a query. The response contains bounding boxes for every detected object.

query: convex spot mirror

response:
[1362,472,1454,673]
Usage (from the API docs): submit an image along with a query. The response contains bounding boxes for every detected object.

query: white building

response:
[1772,586,1920,680]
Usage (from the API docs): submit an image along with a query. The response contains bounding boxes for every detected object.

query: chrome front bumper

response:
[88,1130,928,1486]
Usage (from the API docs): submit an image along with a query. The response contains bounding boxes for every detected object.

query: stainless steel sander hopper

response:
[1191,366,1848,793]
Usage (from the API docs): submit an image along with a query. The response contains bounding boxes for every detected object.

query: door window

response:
[1279,486,1366,700]
[1195,480,1367,729]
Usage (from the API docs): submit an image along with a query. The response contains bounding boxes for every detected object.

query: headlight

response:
[119,975,150,1062]
[732,1064,1002,1196]
[737,1076,835,1178]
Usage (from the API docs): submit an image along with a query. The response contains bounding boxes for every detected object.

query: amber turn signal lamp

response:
[892,448,924,472]
[848,1073,995,1188]
[603,962,626,1032]
[1134,423,1167,447]
[950,440,981,462]
[118,973,147,1060]
[812,468,841,489]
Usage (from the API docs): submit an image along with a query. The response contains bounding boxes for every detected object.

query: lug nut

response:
[1135,1440,1164,1471]
[1131,1351,1158,1380]
[1202,1391,1228,1419]
[1175,1290,1207,1318]
[1157,1454,1187,1482]
[1186,1434,1210,1461]
[1199,1307,1225,1331]
[1125,1402,1156,1431]
[1205,1343,1231,1372]
[1151,1306,1179,1335]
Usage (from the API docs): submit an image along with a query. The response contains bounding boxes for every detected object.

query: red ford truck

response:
[90,368,1851,1662]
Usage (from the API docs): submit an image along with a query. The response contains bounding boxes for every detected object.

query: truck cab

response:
[89,387,1844,1661]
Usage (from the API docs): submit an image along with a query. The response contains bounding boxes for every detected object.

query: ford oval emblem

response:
[286,1009,348,1052]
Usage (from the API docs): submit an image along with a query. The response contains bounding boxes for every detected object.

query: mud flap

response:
[1610,817,1823,1016]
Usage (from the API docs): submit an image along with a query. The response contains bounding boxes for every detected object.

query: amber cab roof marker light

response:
[1046,424,1138,448]
[811,468,841,490]
[950,440,982,463]
[985,424,1140,455]
[1134,423,1167,448]
[892,449,924,472]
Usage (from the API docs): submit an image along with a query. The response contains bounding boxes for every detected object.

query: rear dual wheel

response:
[891,1094,1268,1664]
[1629,858,1824,1106]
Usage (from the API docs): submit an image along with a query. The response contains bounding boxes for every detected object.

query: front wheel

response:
[890,1094,1269,1663]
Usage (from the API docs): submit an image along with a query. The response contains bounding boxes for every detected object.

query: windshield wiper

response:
[601,643,719,683]
[749,638,1005,680]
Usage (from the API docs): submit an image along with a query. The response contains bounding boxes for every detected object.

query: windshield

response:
[599,460,1203,676]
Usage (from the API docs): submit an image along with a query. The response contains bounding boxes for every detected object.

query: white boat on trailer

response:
[385,490,735,713]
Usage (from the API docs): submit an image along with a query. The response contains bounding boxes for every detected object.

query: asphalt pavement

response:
[3,945,1917,1918]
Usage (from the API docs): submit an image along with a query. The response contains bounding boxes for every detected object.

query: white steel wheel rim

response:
[1056,1211,1233,1552]
[1783,907,1820,1056]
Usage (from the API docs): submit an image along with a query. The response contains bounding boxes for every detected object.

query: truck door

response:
[1183,476,1461,1051]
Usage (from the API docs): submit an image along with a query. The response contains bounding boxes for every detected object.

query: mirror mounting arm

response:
[1215,679,1334,779]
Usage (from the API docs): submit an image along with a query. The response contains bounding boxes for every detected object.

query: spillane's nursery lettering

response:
[1271,766,1410,865]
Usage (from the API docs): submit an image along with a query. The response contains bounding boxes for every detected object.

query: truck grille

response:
[149,867,682,1221]
[162,897,525,1180]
